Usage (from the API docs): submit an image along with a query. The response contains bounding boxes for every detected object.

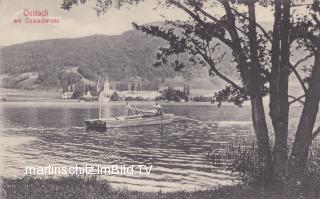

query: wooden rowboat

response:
[85,113,174,131]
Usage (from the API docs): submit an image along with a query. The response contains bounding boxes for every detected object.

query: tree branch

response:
[312,126,320,140]
[312,13,320,26]
[287,53,314,94]
[229,7,272,43]
[170,1,206,27]
[288,94,305,105]
[169,1,233,48]
[288,62,308,93]
[196,7,221,24]
[196,7,246,35]
[290,53,314,71]
[291,28,320,47]
[291,3,313,8]
[195,48,243,91]
[220,0,248,71]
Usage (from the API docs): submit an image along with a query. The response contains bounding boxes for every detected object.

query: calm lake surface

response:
[0,102,298,192]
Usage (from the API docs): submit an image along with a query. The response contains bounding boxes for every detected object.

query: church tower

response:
[99,76,113,101]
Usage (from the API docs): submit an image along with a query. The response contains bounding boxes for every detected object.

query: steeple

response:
[104,77,110,95]
[100,75,113,101]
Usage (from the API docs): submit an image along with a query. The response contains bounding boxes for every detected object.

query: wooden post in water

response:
[99,95,102,119]
[97,76,102,119]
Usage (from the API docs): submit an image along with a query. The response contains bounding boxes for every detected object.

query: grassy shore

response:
[1,176,319,199]
[0,88,246,106]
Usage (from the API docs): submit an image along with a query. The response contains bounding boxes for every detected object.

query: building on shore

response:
[97,76,162,101]
[99,78,113,101]
[61,92,74,99]
[117,90,162,101]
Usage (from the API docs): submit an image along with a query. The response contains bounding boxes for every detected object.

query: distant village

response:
[61,77,213,103]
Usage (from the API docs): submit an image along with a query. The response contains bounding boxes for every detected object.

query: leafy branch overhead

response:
[61,0,320,106]
[61,0,320,122]
[131,1,274,106]
[132,21,248,105]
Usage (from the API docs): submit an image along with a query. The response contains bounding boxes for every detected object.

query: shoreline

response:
[0,88,252,107]
[0,100,246,108]
[2,175,318,199]
[0,176,271,199]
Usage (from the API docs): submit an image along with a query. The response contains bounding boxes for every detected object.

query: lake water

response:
[0,102,265,192]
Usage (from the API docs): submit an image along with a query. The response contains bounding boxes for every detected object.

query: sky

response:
[0,0,274,46]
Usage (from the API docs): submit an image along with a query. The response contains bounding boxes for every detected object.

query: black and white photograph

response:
[1,0,320,198]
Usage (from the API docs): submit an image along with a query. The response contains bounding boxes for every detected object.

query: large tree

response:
[62,0,320,186]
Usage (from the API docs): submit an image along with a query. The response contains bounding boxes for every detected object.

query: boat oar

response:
[172,115,203,122]
[173,116,218,125]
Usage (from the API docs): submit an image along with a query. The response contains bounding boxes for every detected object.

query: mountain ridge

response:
[0,21,276,91]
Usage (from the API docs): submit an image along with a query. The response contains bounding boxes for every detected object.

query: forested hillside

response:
[0,28,239,90]
[1,30,177,88]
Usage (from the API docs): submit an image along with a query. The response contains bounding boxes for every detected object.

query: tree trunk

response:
[247,1,272,184]
[269,0,290,182]
[251,94,273,184]
[289,49,320,182]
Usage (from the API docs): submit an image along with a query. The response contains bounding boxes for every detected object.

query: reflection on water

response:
[0,102,257,191]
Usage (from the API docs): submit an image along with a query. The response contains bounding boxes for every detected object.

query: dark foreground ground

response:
[1,176,319,199]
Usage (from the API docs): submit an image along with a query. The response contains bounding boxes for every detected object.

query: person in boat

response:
[137,103,162,118]
[125,102,133,116]
[154,103,163,116]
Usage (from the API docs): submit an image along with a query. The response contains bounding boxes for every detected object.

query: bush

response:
[163,88,188,102]
[124,96,147,101]
[71,91,82,99]
[193,96,212,102]
[155,95,165,101]
[173,95,181,102]
[2,176,112,199]
[124,96,134,101]
[135,96,144,101]
[110,91,120,101]
[224,140,320,198]
[227,142,260,185]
